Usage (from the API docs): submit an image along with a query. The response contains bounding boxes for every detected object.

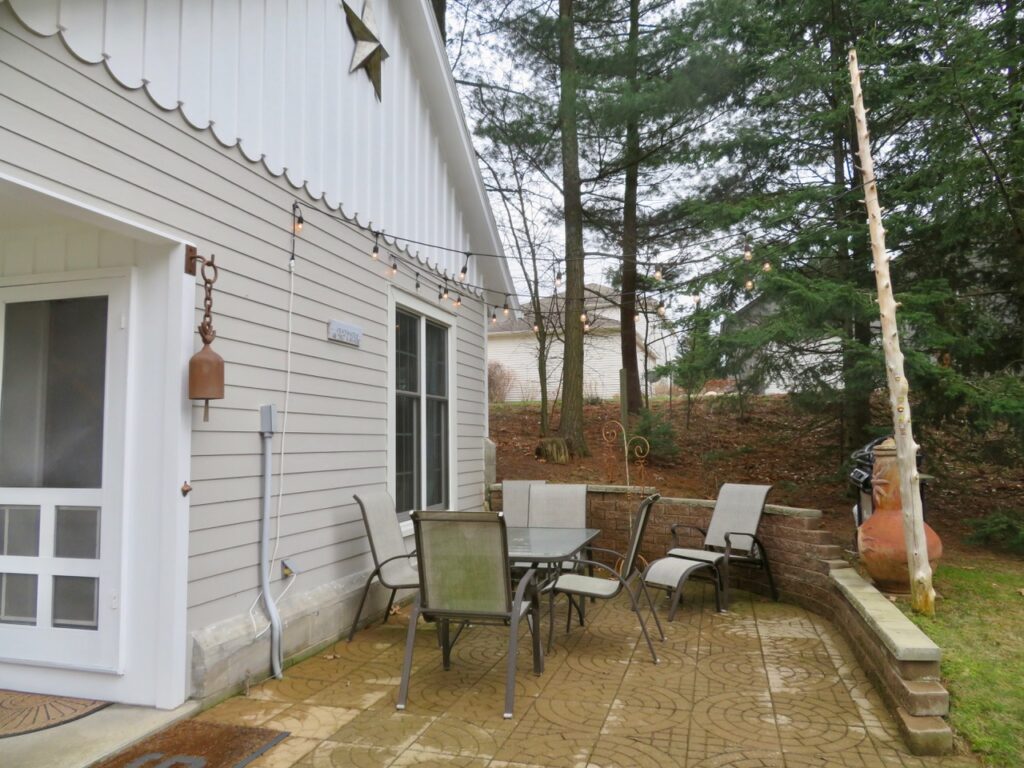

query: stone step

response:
[896,707,954,755]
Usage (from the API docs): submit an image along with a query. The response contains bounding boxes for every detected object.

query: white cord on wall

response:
[249,259,297,639]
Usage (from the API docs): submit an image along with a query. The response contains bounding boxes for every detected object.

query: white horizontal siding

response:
[0,13,492,638]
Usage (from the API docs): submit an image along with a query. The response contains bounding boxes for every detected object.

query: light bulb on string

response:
[657,301,666,317]
[743,240,753,262]
[371,232,380,260]
[503,297,510,316]
[555,268,563,287]
[459,253,469,282]
[584,321,591,332]
[654,266,663,281]
[490,308,497,324]
[580,312,588,323]
[532,322,540,333]
[745,279,755,291]
[437,284,444,301]
[390,256,398,277]
[292,202,304,234]
[762,261,772,273]
[415,272,420,291]
[442,279,449,300]
[454,293,462,308]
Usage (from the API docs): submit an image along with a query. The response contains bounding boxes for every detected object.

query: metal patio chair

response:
[500,479,546,527]
[649,483,776,612]
[348,491,419,642]
[396,510,544,719]
[548,493,665,663]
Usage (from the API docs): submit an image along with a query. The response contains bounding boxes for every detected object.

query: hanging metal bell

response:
[189,342,224,421]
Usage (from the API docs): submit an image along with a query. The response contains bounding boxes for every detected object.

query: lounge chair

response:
[643,483,775,614]
[348,491,419,642]
[396,510,543,719]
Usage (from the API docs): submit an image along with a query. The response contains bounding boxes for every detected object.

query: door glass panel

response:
[1,506,40,556]
[0,297,108,488]
[0,573,37,625]
[54,506,101,559]
[52,575,98,630]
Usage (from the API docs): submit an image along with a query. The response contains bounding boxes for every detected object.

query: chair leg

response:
[721,558,731,610]
[530,593,544,675]
[504,611,523,719]
[547,589,557,653]
[623,582,659,664]
[761,552,779,601]
[668,583,684,621]
[637,578,665,641]
[441,619,452,670]
[382,588,398,624]
[347,573,377,642]
[396,599,420,710]
[711,565,726,613]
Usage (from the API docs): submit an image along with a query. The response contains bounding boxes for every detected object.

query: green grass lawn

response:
[901,561,1024,767]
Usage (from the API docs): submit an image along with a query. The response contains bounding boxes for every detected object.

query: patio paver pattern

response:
[198,585,977,768]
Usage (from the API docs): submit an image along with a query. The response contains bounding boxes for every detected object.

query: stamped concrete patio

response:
[197,585,976,768]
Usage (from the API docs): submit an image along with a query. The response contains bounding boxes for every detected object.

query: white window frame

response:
[0,275,129,673]
[387,288,457,529]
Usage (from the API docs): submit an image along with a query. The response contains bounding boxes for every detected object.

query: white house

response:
[0,0,513,709]
[487,284,673,401]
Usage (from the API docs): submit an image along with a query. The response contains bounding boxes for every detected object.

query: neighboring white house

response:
[488,284,673,401]
[0,0,513,708]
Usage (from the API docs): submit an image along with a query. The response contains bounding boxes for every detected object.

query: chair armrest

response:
[376,552,416,568]
[671,523,706,547]
[723,532,756,556]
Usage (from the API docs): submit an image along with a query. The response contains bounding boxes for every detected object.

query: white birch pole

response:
[848,49,936,615]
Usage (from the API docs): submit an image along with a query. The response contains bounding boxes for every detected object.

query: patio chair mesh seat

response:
[548,494,665,663]
[397,510,543,720]
[550,573,619,599]
[348,491,419,642]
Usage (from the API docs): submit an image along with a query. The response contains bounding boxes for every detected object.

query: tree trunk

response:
[619,0,644,415]
[849,49,935,616]
[556,0,588,455]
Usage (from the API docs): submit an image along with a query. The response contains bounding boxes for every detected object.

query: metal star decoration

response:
[342,0,388,101]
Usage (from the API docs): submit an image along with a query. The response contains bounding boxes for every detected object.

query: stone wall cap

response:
[831,568,942,662]
[491,482,657,495]
[650,496,822,519]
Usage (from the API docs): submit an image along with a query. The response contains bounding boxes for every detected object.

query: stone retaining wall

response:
[488,483,953,755]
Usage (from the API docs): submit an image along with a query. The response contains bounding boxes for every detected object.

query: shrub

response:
[632,408,679,463]
[488,361,513,403]
[967,508,1024,555]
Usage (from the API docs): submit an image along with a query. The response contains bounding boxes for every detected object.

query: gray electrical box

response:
[259,404,277,435]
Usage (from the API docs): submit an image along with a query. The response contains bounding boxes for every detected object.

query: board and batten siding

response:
[0,4,493,647]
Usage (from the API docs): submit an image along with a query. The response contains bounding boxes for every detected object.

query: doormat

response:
[91,719,289,768]
[0,689,111,738]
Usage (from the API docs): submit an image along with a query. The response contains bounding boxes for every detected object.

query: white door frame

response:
[0,173,193,708]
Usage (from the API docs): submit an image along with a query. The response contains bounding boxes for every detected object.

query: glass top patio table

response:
[505,527,600,564]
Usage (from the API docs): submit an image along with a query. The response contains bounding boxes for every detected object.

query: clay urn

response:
[857,438,942,592]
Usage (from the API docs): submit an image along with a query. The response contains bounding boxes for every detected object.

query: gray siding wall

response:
[0,13,488,636]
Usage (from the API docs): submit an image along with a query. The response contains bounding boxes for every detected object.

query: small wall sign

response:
[327,319,362,347]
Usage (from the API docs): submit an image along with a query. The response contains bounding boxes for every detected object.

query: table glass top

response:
[505,527,600,563]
